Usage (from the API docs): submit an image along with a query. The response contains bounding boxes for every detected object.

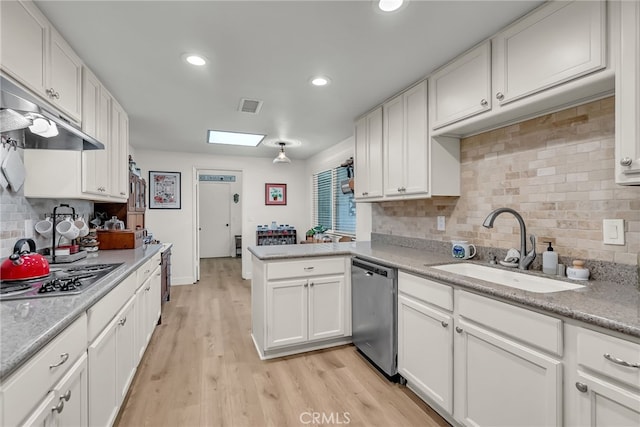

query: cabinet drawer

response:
[87,272,137,342]
[577,328,640,390]
[0,314,87,427]
[457,291,562,356]
[267,257,345,280]
[399,271,453,311]
[137,253,161,284]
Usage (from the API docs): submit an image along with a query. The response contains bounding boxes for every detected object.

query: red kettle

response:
[1,238,50,281]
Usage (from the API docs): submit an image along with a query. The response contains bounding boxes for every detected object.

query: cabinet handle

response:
[455,326,463,334]
[53,91,60,100]
[51,399,65,414]
[603,353,640,368]
[362,192,368,196]
[496,92,504,101]
[120,192,126,196]
[145,286,151,291]
[575,382,588,393]
[46,88,56,98]
[480,99,488,107]
[441,321,448,328]
[620,157,633,167]
[303,267,314,271]
[118,317,127,326]
[49,352,69,369]
[310,282,314,287]
[62,390,72,402]
[304,283,308,288]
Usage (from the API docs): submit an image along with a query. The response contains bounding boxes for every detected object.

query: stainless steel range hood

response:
[1,75,104,150]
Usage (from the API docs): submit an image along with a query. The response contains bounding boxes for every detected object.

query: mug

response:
[56,217,80,240]
[452,240,476,259]
[34,217,53,238]
[74,217,89,237]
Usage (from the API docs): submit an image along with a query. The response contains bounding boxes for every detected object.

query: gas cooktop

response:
[0,263,124,301]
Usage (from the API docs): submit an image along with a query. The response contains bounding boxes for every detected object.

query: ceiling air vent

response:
[238,98,263,114]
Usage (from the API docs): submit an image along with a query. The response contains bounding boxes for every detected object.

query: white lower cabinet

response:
[88,296,136,427]
[135,264,162,360]
[398,294,453,413]
[453,319,562,426]
[266,275,345,349]
[251,256,351,359]
[565,324,640,426]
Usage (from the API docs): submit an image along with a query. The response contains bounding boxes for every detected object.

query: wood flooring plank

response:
[116,257,450,427]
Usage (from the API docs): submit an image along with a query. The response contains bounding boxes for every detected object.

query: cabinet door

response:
[430,41,491,129]
[20,392,55,427]
[266,280,308,348]
[135,284,149,361]
[575,371,640,427]
[354,107,383,199]
[308,275,345,341]
[0,0,48,96]
[52,353,88,427]
[88,315,119,427]
[403,81,428,195]
[493,0,606,105]
[111,101,129,200]
[49,28,82,122]
[453,320,562,427]
[398,295,453,413]
[83,86,111,197]
[616,0,640,184]
[115,298,136,403]
[82,67,100,140]
[383,94,405,196]
[148,266,162,331]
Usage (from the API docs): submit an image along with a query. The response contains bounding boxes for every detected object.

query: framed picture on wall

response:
[149,171,181,209]
[265,183,287,205]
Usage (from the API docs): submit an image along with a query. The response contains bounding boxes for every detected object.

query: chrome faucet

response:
[482,207,536,270]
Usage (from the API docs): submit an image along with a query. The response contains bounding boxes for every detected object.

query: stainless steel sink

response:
[432,263,585,293]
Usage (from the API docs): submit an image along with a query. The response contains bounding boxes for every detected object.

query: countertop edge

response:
[0,245,163,380]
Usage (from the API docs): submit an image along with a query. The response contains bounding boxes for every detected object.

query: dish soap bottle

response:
[542,242,558,275]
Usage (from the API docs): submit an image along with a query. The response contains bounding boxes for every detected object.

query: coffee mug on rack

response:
[452,240,476,259]
[56,217,80,240]
[74,217,89,237]
[34,217,53,238]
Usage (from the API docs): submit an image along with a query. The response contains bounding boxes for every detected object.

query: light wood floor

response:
[116,257,450,427]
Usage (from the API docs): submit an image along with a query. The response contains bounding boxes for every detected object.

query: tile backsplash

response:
[0,145,93,258]
[373,97,640,266]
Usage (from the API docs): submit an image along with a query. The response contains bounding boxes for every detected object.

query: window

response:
[312,167,356,235]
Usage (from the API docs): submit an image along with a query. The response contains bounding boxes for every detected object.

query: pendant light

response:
[273,142,291,164]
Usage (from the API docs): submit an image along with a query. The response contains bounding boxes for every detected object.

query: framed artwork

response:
[265,183,287,205]
[149,171,181,209]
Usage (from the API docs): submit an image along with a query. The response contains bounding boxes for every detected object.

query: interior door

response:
[199,182,231,258]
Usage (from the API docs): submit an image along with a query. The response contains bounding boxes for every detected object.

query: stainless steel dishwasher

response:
[351,257,398,379]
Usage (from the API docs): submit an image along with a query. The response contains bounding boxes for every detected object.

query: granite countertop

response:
[0,244,163,380]
[249,242,640,339]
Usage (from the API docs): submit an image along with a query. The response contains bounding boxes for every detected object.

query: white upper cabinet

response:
[0,0,83,123]
[354,107,383,199]
[383,81,429,197]
[493,0,606,106]
[615,0,640,184]
[430,41,492,129]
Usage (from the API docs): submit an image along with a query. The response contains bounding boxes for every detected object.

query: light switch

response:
[603,219,624,245]
[437,216,445,231]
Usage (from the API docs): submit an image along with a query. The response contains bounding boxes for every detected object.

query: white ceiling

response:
[34,0,544,160]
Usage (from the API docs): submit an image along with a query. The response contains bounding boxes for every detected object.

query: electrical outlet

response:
[603,219,624,245]
[437,216,446,231]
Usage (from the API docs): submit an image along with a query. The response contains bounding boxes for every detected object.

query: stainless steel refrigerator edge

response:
[351,258,398,378]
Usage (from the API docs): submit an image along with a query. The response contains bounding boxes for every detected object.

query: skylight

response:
[207,130,266,147]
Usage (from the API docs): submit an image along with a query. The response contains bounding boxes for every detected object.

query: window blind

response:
[312,167,356,235]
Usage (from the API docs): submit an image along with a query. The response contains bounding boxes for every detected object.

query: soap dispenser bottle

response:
[542,242,558,274]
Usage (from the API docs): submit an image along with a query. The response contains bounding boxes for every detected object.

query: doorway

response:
[199,181,231,258]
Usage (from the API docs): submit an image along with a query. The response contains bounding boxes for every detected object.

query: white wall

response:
[305,135,372,241]
[135,149,309,282]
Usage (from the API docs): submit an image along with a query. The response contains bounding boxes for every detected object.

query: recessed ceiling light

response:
[378,0,404,12]
[207,130,265,147]
[184,54,207,66]
[310,76,331,87]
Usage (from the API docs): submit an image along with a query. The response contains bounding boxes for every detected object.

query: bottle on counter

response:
[542,242,558,275]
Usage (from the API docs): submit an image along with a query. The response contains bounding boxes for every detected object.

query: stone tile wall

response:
[0,139,93,258]
[373,97,640,266]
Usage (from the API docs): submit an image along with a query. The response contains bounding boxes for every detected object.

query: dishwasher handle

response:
[352,258,396,279]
